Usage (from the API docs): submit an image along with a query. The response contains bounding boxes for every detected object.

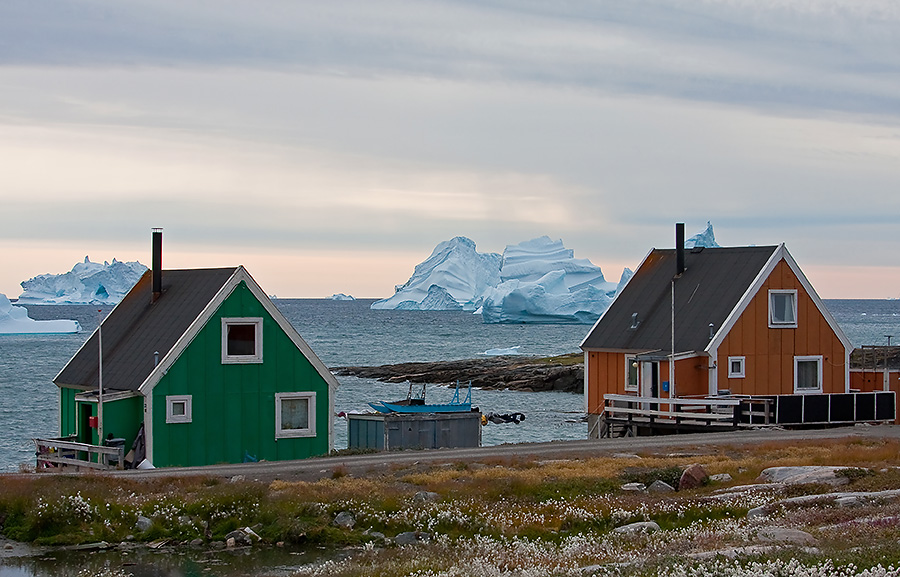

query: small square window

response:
[625,357,639,392]
[794,356,823,393]
[222,318,263,363]
[275,392,316,439]
[728,356,745,378]
[166,395,192,424]
[769,290,798,328]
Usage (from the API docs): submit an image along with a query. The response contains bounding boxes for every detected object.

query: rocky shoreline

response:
[333,353,584,393]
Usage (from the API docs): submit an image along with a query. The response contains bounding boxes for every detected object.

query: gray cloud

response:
[1,1,899,297]
[3,1,900,115]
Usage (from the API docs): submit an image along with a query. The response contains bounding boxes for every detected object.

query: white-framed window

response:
[794,355,823,393]
[275,392,316,439]
[624,356,639,392]
[728,356,745,378]
[769,290,798,328]
[166,395,192,424]
[221,317,263,364]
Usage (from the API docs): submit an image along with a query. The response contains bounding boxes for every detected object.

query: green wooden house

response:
[53,243,338,468]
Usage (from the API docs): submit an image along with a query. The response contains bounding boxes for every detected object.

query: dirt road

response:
[105,425,900,483]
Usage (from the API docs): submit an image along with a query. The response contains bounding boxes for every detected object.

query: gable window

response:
[794,356,823,393]
[275,392,316,438]
[769,290,798,328]
[625,356,639,392]
[221,318,263,363]
[728,356,745,378]
[166,395,192,424]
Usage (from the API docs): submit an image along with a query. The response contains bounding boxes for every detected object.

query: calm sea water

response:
[1,298,897,473]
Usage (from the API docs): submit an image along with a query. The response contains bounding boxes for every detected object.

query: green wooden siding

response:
[103,396,144,451]
[71,396,143,451]
[151,282,331,467]
[59,387,79,438]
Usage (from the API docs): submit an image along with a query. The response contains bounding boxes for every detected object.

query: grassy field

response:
[4,436,900,576]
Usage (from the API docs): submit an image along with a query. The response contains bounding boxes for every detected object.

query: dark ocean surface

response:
[1,298,898,473]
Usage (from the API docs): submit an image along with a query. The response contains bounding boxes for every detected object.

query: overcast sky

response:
[2,0,899,299]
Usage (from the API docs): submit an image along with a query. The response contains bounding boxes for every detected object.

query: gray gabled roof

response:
[54,268,239,392]
[581,246,779,354]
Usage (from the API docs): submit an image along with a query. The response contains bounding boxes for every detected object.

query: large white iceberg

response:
[17,257,147,304]
[372,224,719,324]
[371,237,501,311]
[0,294,81,334]
[479,236,623,324]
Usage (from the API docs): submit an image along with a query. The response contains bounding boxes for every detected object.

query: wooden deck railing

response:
[600,391,895,438]
[602,394,744,428]
[33,438,125,471]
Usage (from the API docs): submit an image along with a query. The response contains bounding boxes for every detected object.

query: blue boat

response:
[368,381,473,413]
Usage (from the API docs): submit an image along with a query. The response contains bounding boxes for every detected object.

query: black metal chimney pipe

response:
[151,228,162,303]
[676,222,685,276]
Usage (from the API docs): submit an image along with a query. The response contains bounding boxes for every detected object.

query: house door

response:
[79,403,94,445]
[641,362,660,411]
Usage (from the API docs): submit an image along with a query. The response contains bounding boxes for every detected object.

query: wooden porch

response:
[33,437,125,471]
[600,391,896,438]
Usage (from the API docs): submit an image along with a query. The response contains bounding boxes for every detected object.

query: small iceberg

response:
[483,345,522,356]
[0,293,81,334]
[329,293,356,301]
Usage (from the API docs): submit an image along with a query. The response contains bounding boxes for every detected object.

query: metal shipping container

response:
[348,412,481,451]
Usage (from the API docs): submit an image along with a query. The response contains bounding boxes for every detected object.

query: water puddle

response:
[0,541,337,577]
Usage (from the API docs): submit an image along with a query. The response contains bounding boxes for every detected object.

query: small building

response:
[581,224,896,437]
[49,230,338,468]
[348,411,482,451]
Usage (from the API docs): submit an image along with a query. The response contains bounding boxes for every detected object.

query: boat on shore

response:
[369,381,473,413]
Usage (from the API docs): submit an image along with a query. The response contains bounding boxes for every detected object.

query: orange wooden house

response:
[581,224,896,437]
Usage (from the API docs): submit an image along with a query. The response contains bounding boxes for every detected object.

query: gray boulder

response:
[648,480,675,493]
[394,531,431,545]
[225,529,252,547]
[134,516,152,532]
[679,464,709,490]
[757,466,849,486]
[412,491,440,504]
[621,482,646,492]
[710,473,733,483]
[614,521,661,534]
[334,511,356,529]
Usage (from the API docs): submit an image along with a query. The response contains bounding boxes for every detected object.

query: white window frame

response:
[624,356,639,392]
[794,355,823,394]
[768,289,798,328]
[275,392,316,439]
[221,317,263,364]
[166,395,192,424]
[728,356,745,378]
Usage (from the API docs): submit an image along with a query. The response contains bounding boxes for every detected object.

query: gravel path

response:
[55,424,900,483]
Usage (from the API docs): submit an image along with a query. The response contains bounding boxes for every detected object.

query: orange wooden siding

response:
[716,260,847,396]
[585,351,623,414]
[673,357,709,397]
[850,369,900,424]
[584,352,709,414]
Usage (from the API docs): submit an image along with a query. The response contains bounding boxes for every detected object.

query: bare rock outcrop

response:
[333,355,583,393]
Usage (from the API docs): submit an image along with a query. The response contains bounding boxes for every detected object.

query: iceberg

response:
[0,293,81,334]
[17,256,147,304]
[371,237,501,311]
[478,237,622,324]
[373,224,719,324]
[685,221,720,249]
[328,293,356,301]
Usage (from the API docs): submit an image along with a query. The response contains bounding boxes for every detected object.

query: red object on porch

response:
[88,416,98,428]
